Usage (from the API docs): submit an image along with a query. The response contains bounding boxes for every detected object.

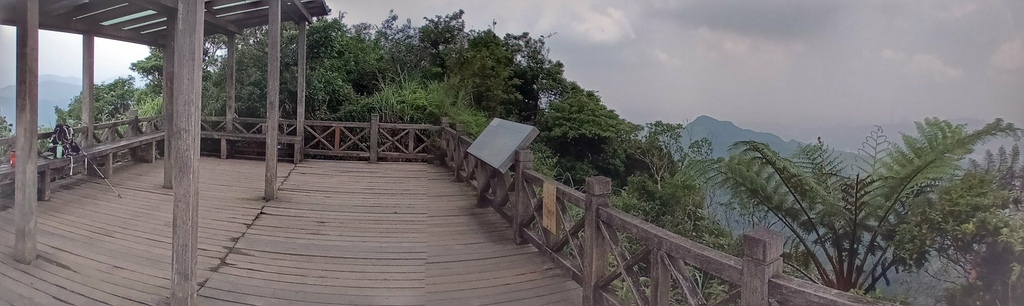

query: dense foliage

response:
[718,120,1022,302]
[30,9,1024,304]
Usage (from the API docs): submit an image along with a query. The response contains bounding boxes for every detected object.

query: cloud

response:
[660,0,842,41]
[990,38,1024,73]
[945,2,979,18]
[570,6,635,44]
[652,49,681,66]
[694,27,803,69]
[881,49,963,81]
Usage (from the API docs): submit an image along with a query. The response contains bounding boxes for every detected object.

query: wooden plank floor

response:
[0,158,581,305]
[0,158,293,305]
[199,160,581,306]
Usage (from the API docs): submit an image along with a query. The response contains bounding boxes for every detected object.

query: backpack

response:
[46,124,81,158]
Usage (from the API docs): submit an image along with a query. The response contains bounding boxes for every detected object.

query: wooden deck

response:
[0,158,580,305]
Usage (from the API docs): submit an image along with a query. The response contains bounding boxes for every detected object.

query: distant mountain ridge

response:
[682,115,806,158]
[681,115,866,168]
[0,74,82,127]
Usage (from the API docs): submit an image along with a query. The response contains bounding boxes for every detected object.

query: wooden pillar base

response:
[88,154,112,178]
[37,169,51,201]
[133,143,156,163]
[293,143,301,164]
[220,138,228,159]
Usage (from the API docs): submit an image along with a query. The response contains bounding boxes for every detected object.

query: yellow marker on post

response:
[543,181,558,233]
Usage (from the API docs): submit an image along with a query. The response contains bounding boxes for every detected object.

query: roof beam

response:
[0,11,163,46]
[76,4,145,25]
[211,1,266,19]
[42,0,88,15]
[286,0,309,23]
[109,10,165,29]
[51,0,126,19]
[134,0,241,35]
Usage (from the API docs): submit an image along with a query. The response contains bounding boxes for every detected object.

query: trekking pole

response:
[81,151,123,198]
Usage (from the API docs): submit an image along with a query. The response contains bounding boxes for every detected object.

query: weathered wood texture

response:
[14,0,40,265]
[295,22,307,163]
[264,0,281,201]
[82,34,94,147]
[437,123,895,306]
[162,34,175,189]
[198,116,439,162]
[369,114,379,163]
[222,34,236,160]
[0,158,292,305]
[194,160,581,305]
[170,0,204,303]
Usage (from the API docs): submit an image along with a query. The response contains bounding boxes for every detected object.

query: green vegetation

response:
[718,120,1021,295]
[25,9,1024,303]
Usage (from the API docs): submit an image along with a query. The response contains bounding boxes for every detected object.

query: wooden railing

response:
[0,114,163,160]
[438,122,892,306]
[200,114,440,161]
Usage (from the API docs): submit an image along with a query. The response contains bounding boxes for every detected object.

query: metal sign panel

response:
[543,181,558,233]
[466,119,539,173]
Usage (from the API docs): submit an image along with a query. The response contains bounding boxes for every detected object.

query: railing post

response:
[369,114,379,163]
[127,109,139,137]
[583,176,612,305]
[741,228,784,306]
[513,150,532,245]
[476,163,492,208]
[453,124,465,182]
[650,251,670,305]
[438,117,449,164]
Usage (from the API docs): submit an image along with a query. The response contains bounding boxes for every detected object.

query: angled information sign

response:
[466,118,539,173]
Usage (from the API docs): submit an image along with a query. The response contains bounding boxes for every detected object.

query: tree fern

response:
[718,117,1021,292]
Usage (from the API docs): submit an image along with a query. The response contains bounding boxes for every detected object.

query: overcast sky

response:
[2,0,1022,131]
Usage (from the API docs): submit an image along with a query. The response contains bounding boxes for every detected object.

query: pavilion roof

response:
[0,0,330,47]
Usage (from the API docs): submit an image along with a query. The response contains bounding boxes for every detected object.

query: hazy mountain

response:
[766,117,1022,161]
[0,74,82,127]
[681,115,806,158]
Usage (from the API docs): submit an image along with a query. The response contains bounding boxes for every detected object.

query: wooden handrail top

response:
[201,131,299,143]
[597,207,744,284]
[0,131,164,181]
[522,169,585,207]
[0,116,161,147]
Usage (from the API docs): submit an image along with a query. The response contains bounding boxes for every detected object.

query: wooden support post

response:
[583,176,612,305]
[128,109,139,137]
[14,0,40,265]
[741,228,784,306]
[103,153,113,176]
[453,124,465,182]
[220,139,228,159]
[170,0,204,303]
[476,163,492,208]
[136,142,156,163]
[162,31,175,189]
[223,33,236,160]
[513,150,532,245]
[37,168,50,201]
[89,154,113,177]
[438,117,449,164]
[649,251,671,305]
[369,114,379,163]
[264,0,281,201]
[296,22,307,163]
[87,153,115,178]
[82,34,94,146]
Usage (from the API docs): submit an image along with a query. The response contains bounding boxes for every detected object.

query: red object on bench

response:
[9,151,14,167]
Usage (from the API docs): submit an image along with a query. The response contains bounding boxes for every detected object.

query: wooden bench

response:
[200,131,301,163]
[0,132,165,200]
